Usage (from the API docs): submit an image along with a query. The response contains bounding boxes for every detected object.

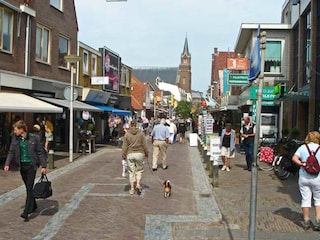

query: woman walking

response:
[122,121,149,195]
[220,123,236,172]
[292,131,320,230]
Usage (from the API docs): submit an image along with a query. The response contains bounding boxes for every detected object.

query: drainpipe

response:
[25,14,30,75]
[20,4,36,76]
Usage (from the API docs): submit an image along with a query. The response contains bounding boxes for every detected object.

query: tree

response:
[175,101,192,119]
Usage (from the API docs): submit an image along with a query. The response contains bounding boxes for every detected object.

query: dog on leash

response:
[163,180,171,198]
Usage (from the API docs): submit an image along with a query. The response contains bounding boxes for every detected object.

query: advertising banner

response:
[210,136,222,165]
[100,47,121,93]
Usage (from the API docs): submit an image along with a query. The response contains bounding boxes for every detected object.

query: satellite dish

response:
[64,86,78,101]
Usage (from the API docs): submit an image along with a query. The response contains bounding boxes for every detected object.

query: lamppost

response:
[64,55,81,163]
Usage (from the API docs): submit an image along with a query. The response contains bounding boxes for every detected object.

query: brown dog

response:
[163,180,171,198]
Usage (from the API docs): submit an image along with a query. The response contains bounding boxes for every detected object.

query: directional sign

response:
[228,74,248,85]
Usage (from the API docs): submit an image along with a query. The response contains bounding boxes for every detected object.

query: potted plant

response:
[290,127,300,139]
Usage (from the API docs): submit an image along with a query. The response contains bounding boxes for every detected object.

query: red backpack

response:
[305,144,320,175]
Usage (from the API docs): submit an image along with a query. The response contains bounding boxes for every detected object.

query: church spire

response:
[182,35,190,57]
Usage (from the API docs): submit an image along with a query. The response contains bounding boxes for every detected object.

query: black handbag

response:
[33,174,52,199]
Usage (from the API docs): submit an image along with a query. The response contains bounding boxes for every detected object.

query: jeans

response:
[20,163,37,214]
[243,142,254,169]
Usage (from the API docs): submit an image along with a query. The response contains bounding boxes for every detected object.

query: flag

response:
[248,25,261,82]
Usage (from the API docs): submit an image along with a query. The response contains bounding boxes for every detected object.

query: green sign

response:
[250,86,277,100]
[228,74,248,85]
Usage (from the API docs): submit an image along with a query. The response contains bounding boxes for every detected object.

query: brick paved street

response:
[1,138,320,239]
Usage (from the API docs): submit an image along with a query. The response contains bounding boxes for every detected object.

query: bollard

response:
[208,156,214,180]
[203,147,207,163]
[212,158,219,188]
[48,149,54,169]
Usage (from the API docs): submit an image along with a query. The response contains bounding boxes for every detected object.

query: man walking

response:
[240,116,256,171]
[150,118,170,170]
[4,120,47,222]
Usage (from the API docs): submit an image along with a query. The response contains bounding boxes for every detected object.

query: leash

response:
[145,156,164,188]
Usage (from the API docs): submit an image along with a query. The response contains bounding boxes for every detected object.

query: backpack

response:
[304,144,320,175]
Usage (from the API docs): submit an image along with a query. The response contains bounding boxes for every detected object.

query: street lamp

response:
[64,55,81,163]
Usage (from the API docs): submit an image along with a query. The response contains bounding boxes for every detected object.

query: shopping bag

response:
[33,174,52,199]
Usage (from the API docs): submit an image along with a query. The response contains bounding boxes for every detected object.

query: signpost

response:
[228,74,248,85]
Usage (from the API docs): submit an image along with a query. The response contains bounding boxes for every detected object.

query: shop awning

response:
[92,105,131,116]
[38,97,103,112]
[0,92,63,113]
[281,84,309,102]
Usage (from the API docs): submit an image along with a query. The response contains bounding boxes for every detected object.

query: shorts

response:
[221,146,235,158]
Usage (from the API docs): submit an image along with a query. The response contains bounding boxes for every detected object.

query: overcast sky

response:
[75,0,285,93]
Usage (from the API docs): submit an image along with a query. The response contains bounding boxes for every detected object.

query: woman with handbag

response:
[4,120,47,222]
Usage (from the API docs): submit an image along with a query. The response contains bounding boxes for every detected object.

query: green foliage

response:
[282,128,289,137]
[175,101,192,119]
[290,127,300,139]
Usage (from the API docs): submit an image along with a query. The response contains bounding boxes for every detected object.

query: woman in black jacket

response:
[4,120,47,222]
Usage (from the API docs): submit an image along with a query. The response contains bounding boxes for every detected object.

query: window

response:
[82,50,88,74]
[36,25,50,63]
[58,35,69,68]
[120,68,125,86]
[50,0,63,11]
[91,54,97,76]
[305,11,311,83]
[0,8,13,52]
[264,41,282,73]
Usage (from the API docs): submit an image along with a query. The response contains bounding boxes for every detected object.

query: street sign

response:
[91,76,109,85]
[228,74,248,85]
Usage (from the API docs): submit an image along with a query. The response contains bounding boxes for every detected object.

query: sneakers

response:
[221,165,226,171]
[302,219,312,231]
[129,188,135,195]
[315,219,320,231]
[226,167,230,172]
[135,185,142,195]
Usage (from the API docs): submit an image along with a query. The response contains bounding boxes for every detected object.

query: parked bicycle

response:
[273,139,303,180]
[257,138,303,180]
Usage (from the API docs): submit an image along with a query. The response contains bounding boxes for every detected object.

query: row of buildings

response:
[210,0,319,140]
[0,0,196,156]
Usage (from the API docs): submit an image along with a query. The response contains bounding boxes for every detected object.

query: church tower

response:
[178,36,191,93]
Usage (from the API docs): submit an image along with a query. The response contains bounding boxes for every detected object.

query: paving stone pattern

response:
[1,139,320,239]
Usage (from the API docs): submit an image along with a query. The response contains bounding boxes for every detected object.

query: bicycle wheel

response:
[274,165,291,180]
[273,155,291,180]
[258,153,274,171]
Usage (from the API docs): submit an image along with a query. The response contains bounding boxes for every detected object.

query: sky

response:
[75,0,285,94]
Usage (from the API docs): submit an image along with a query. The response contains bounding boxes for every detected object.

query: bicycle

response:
[258,138,303,180]
[272,139,303,180]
